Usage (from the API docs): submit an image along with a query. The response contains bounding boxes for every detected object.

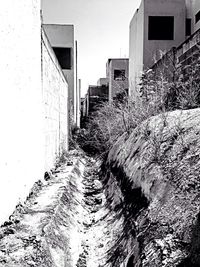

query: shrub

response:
[77,93,159,157]
[140,47,200,112]
[77,48,200,158]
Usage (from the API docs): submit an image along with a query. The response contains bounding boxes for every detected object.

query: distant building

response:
[97,78,109,86]
[80,84,108,125]
[87,85,109,114]
[129,0,200,96]
[106,58,129,101]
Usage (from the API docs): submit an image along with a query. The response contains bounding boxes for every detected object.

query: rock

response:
[93,179,102,190]
[1,221,13,228]
[44,171,52,181]
[106,108,200,266]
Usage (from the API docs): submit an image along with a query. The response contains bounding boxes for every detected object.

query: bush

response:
[140,48,200,112]
[77,94,159,157]
[77,48,200,158]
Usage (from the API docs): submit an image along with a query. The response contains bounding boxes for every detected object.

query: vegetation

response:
[77,48,200,158]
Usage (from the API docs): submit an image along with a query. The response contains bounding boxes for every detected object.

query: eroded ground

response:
[0,152,127,267]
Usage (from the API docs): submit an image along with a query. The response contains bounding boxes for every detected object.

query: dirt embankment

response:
[104,108,200,267]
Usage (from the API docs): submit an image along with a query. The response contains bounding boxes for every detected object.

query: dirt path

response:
[75,157,124,267]
[76,158,108,267]
[0,152,128,267]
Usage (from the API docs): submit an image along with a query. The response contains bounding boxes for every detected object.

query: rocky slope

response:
[104,108,200,266]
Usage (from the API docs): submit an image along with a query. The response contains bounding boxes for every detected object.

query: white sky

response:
[41,0,141,96]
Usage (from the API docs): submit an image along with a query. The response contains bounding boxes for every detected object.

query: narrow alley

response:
[75,156,131,267]
[2,0,200,267]
[0,152,133,267]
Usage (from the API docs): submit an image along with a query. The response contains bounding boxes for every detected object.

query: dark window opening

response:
[53,47,71,69]
[195,10,200,24]
[114,69,126,81]
[148,16,174,40]
[186,18,192,36]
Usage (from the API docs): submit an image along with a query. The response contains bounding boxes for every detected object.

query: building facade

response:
[106,58,129,101]
[129,0,200,96]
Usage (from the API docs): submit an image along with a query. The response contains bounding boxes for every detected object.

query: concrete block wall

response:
[0,0,69,224]
[129,1,144,96]
[42,30,69,171]
[151,28,200,75]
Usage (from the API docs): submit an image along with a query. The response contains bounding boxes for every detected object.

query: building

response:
[0,1,69,224]
[81,58,129,123]
[106,58,129,101]
[80,84,109,125]
[129,0,200,96]
[97,78,109,86]
[43,24,79,125]
[87,85,109,114]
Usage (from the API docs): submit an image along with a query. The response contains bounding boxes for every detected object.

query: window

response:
[114,69,126,81]
[195,10,200,24]
[148,16,174,40]
[186,18,192,36]
[53,47,71,69]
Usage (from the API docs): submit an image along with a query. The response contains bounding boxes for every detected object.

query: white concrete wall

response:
[0,1,69,224]
[0,0,43,223]
[143,0,186,69]
[42,31,69,171]
[129,1,144,96]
